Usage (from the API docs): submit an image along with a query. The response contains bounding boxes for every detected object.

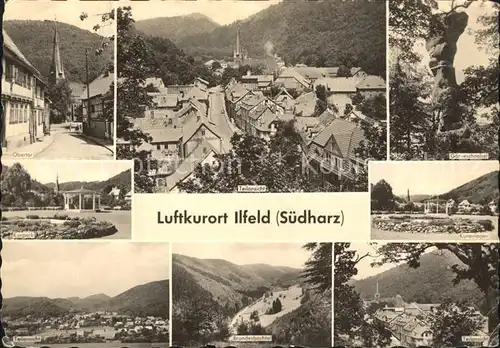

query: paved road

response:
[35,124,113,160]
[209,87,235,151]
[2,210,131,239]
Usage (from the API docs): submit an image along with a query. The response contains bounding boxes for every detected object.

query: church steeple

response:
[49,18,65,85]
[234,26,242,62]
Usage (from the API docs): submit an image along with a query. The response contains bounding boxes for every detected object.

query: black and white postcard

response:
[171,242,332,348]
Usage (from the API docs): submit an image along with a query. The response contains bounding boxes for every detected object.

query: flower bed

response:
[372,216,494,234]
[0,215,118,239]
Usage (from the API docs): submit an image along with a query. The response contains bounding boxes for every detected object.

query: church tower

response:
[49,19,65,85]
[374,280,381,302]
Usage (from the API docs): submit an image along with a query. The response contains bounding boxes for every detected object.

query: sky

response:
[412,1,497,84]
[174,242,311,269]
[3,0,116,37]
[370,161,499,196]
[346,243,434,280]
[2,160,132,184]
[122,0,280,25]
[2,242,170,298]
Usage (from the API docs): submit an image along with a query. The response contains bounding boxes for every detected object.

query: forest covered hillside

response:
[351,250,482,307]
[45,169,132,193]
[3,280,170,319]
[135,13,220,42]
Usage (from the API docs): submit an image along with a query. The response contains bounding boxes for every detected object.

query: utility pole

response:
[85,48,91,133]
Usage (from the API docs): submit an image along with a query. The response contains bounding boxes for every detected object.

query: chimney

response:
[247,70,251,76]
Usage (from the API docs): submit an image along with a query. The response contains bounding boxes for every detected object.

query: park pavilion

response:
[62,186,101,212]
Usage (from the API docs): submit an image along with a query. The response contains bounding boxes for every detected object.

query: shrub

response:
[26,215,40,219]
[80,217,97,225]
[53,214,69,220]
[477,219,494,231]
[427,219,454,226]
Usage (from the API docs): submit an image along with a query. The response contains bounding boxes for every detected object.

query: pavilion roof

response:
[63,187,99,194]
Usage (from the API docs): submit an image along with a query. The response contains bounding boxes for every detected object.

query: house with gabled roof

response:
[166,84,194,96]
[175,98,207,125]
[193,77,209,90]
[2,29,48,150]
[402,318,432,347]
[458,199,472,213]
[164,138,220,193]
[185,85,209,104]
[142,77,165,90]
[488,199,498,214]
[143,93,180,120]
[182,115,221,158]
[80,72,114,141]
[344,109,379,127]
[275,67,311,93]
[248,107,293,141]
[238,96,284,132]
[240,70,274,92]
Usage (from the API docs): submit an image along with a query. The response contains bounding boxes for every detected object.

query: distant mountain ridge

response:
[3,280,169,319]
[398,194,434,202]
[393,170,498,204]
[172,252,331,346]
[135,13,220,42]
[436,170,499,204]
[3,20,112,83]
[351,251,482,307]
[173,254,302,310]
[44,169,132,193]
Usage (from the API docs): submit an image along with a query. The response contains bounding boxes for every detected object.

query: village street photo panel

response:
[333,242,499,348]
[1,160,133,240]
[2,0,116,160]
[115,0,387,194]
[0,241,170,348]
[171,242,332,348]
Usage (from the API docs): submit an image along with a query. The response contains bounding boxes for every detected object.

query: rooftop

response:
[357,75,386,90]
[310,118,365,160]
